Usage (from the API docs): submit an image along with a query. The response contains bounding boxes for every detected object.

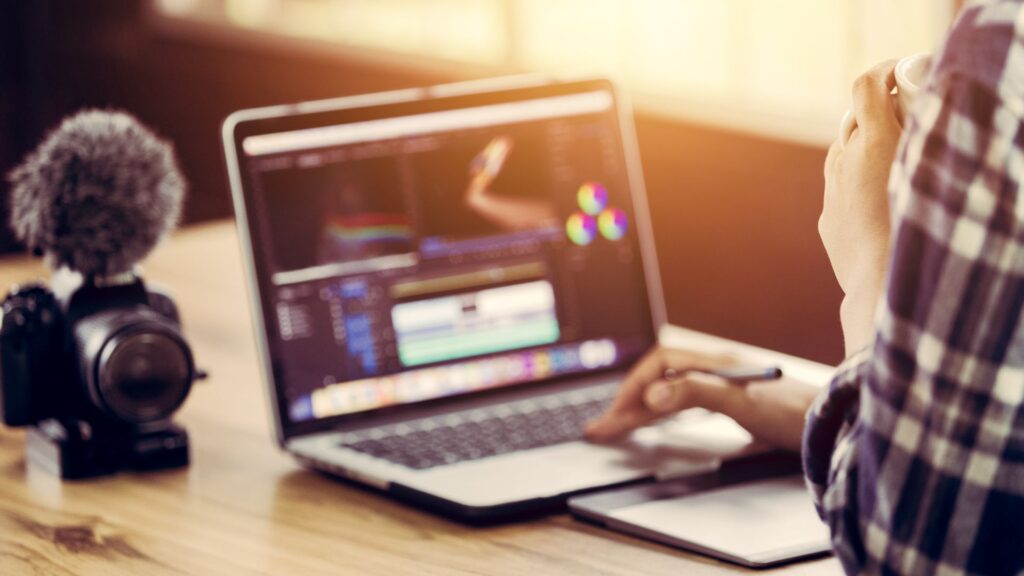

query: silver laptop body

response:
[223,76,710,521]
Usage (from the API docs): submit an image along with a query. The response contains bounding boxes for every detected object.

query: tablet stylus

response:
[662,365,783,384]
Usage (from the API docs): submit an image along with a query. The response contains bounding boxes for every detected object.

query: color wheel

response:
[598,207,628,241]
[577,182,608,215]
[565,212,597,246]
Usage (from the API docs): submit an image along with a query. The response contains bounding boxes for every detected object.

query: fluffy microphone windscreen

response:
[6,109,186,277]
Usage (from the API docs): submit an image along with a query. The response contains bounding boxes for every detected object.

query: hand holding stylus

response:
[586,346,817,452]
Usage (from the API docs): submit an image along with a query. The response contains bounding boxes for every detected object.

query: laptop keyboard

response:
[338,383,619,470]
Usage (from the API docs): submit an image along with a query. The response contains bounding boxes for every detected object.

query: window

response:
[153,0,955,145]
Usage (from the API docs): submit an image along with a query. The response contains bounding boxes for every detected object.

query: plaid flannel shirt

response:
[802,2,1024,574]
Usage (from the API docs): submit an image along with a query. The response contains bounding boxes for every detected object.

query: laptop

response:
[222,76,729,521]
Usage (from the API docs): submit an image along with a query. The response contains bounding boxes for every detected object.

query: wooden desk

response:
[0,221,841,575]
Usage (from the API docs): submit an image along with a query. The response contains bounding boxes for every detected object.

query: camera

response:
[2,109,196,478]
[0,273,196,478]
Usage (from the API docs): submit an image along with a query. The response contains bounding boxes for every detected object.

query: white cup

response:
[838,53,931,149]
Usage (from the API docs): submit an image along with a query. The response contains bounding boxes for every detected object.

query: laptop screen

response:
[232,81,660,432]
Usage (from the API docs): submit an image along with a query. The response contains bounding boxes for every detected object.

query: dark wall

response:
[0,0,844,365]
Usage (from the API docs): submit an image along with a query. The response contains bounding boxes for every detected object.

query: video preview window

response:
[414,129,559,243]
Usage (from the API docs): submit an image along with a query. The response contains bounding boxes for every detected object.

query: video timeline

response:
[392,279,559,367]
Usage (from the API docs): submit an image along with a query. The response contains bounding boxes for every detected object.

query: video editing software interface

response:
[242,89,654,424]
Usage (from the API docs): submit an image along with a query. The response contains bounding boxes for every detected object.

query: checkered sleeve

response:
[802,3,1024,574]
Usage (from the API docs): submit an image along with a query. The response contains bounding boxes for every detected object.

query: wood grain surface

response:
[0,221,841,575]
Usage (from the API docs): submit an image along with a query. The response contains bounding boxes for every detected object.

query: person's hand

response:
[585,346,737,441]
[467,136,513,197]
[821,60,902,356]
[586,345,822,452]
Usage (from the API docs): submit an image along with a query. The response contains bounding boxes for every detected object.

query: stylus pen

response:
[662,365,783,384]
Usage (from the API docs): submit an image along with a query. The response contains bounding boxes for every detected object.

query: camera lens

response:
[68,283,195,426]
[98,330,192,423]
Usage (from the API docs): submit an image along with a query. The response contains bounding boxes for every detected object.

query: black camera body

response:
[0,274,195,478]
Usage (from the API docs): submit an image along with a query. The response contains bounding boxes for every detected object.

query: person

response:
[463,135,558,231]
[587,1,1024,573]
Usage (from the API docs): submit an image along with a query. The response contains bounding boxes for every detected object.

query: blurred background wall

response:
[0,0,959,365]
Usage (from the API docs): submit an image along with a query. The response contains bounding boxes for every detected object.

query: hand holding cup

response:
[838,53,930,148]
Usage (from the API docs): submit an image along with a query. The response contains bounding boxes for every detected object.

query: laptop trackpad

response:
[403,412,757,508]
